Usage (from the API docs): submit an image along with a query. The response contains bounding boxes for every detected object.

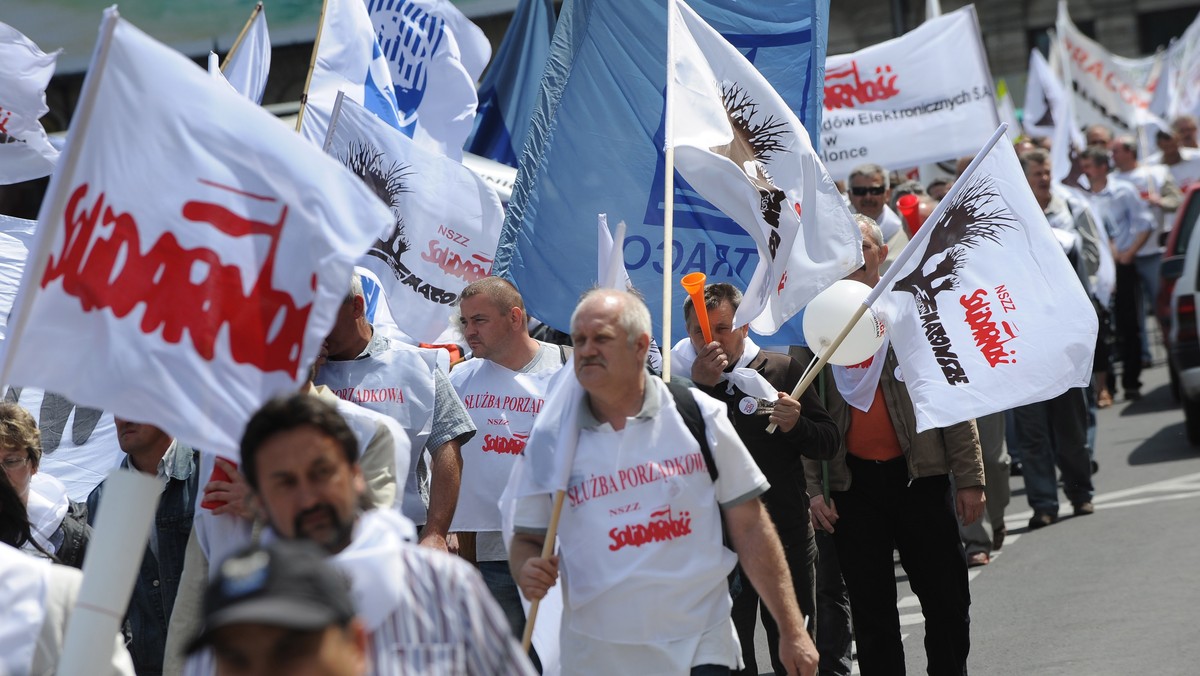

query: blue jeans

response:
[477,560,526,638]
[477,560,541,672]
[1014,388,1094,514]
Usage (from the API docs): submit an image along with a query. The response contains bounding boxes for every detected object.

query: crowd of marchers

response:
[2,116,1191,676]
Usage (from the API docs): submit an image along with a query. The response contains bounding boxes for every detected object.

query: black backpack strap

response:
[557,344,573,365]
[665,376,718,483]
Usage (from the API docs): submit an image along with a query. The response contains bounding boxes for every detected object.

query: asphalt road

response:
[752,360,1200,675]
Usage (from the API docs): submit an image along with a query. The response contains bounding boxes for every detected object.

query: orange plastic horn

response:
[896,194,923,235]
[681,272,712,343]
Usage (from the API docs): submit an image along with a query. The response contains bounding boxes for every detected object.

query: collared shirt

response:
[338,510,536,675]
[114,439,194,559]
[1087,177,1154,253]
[576,373,659,429]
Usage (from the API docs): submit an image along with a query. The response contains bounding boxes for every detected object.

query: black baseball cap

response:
[186,539,356,653]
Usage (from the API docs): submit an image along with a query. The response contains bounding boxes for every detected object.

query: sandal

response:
[1097,389,1113,408]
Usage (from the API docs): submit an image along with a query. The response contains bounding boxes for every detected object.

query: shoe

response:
[1097,389,1113,408]
[967,551,990,567]
[992,526,1007,551]
[1091,460,1099,475]
[1028,512,1057,529]
[1010,461,1023,477]
[1125,389,1142,401]
[1073,502,1095,516]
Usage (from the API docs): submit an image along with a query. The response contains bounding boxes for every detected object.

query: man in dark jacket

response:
[677,282,840,676]
[88,419,198,675]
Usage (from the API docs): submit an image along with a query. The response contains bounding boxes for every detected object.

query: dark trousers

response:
[832,456,971,676]
[1115,262,1143,393]
[815,530,853,676]
[733,528,818,676]
[1013,387,1093,514]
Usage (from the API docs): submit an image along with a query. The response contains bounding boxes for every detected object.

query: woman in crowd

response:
[0,401,90,567]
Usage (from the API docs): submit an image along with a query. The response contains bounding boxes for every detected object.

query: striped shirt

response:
[341,510,536,676]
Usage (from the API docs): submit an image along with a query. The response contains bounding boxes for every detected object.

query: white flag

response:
[366,0,492,161]
[1056,1,1154,135]
[668,0,861,334]
[1167,15,1200,121]
[872,128,1098,432]
[597,215,630,290]
[0,21,61,184]
[1022,48,1064,140]
[1024,47,1085,186]
[820,6,998,176]
[995,80,1021,140]
[0,215,122,501]
[324,93,504,343]
[300,0,403,146]
[0,10,394,458]
[223,3,271,104]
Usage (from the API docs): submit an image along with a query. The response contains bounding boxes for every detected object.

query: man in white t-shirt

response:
[449,277,566,653]
[1150,126,1200,191]
[510,289,817,676]
[1111,134,1183,362]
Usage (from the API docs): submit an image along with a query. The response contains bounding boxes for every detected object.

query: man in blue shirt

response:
[1079,146,1155,400]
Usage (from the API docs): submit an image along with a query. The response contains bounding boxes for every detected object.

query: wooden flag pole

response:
[220,1,263,71]
[295,0,330,132]
[661,0,679,382]
[765,302,869,434]
[520,490,566,651]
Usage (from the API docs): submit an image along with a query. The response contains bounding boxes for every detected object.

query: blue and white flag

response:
[464,0,556,167]
[494,0,829,343]
[223,3,271,104]
[366,0,492,161]
[300,0,402,146]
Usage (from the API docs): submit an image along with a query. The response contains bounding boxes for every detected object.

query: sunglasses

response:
[850,186,887,196]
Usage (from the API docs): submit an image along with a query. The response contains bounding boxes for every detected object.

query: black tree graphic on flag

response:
[341,141,414,279]
[709,83,791,259]
[892,175,1016,315]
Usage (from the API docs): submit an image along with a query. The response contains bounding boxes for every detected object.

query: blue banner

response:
[494,0,829,343]
[465,0,557,166]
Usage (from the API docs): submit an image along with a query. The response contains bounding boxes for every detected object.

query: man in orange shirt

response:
[804,214,986,676]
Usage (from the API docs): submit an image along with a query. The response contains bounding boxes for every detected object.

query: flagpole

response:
[220,1,263,71]
[0,10,120,388]
[763,123,1009,433]
[521,489,565,652]
[661,0,678,382]
[295,0,331,133]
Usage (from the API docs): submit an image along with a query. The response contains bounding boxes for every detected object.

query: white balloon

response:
[803,280,887,366]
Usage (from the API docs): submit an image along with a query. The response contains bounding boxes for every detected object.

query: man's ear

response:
[635,332,651,360]
[351,294,366,320]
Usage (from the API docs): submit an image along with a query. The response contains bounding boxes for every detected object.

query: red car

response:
[1157,184,1200,399]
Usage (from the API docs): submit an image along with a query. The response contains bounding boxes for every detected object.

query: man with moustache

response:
[238,393,535,675]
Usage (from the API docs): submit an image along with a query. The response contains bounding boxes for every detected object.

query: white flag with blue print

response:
[366,0,491,161]
[300,0,403,147]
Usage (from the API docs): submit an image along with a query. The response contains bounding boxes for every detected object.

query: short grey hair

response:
[855,214,884,247]
[347,271,364,303]
[571,288,652,347]
[848,163,889,190]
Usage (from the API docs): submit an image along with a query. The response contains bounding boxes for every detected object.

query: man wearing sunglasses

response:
[847,164,902,243]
